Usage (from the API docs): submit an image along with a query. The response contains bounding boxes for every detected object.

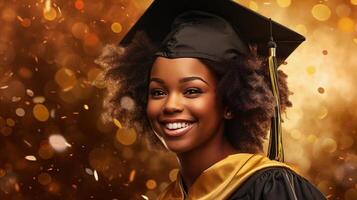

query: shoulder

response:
[228,167,327,200]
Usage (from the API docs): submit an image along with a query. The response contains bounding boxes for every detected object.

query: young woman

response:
[97,0,326,199]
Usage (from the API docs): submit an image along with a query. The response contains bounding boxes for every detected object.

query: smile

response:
[162,122,195,137]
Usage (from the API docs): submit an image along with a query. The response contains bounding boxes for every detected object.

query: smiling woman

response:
[96,0,326,199]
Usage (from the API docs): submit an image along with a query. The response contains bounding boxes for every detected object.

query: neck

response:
[177,135,238,190]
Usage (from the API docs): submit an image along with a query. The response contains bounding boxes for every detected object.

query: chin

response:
[165,140,193,154]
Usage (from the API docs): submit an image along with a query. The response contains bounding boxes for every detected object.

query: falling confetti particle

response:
[169,168,179,182]
[141,195,149,200]
[146,179,157,190]
[85,168,94,175]
[318,87,325,94]
[16,108,26,117]
[113,118,123,129]
[33,104,50,122]
[26,89,34,97]
[25,155,37,161]
[49,134,71,152]
[94,170,99,181]
[33,96,46,104]
[111,22,123,33]
[129,170,136,183]
[116,128,137,146]
[83,104,89,110]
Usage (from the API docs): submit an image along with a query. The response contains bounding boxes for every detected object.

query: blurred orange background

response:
[0,0,356,199]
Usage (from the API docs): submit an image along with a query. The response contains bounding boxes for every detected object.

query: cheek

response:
[188,94,221,117]
[146,100,162,120]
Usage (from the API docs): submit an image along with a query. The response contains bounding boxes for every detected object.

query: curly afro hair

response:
[96,32,292,153]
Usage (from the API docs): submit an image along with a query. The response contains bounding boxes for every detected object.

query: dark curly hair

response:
[95,32,292,153]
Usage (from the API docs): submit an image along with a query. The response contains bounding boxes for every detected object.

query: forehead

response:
[150,57,217,84]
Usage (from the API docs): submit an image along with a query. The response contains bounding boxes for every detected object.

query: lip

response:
[161,122,195,137]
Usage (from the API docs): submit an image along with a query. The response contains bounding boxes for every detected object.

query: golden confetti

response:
[113,118,123,129]
[141,195,149,200]
[169,168,179,182]
[6,118,15,127]
[55,68,77,91]
[129,170,136,183]
[146,179,157,190]
[311,4,331,21]
[49,134,71,152]
[83,104,89,110]
[94,170,99,181]
[277,0,291,8]
[25,155,37,161]
[33,96,46,104]
[38,172,52,185]
[26,89,34,97]
[16,108,26,117]
[85,168,94,175]
[33,104,50,122]
[116,128,137,146]
[111,22,123,33]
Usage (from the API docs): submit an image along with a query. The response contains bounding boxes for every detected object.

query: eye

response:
[184,88,202,96]
[149,89,166,98]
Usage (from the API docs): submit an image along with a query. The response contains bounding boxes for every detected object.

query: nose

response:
[163,92,183,114]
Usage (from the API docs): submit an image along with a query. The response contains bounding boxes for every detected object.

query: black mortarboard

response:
[120,0,306,162]
[120,0,305,64]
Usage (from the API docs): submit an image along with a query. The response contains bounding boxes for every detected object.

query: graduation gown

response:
[157,154,326,200]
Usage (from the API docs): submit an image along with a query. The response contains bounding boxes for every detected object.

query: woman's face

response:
[146,57,226,154]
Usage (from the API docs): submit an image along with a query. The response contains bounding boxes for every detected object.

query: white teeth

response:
[165,122,191,130]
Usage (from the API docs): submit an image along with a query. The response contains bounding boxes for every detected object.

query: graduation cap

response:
[120,0,306,162]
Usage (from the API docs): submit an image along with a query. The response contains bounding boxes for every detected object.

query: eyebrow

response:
[149,76,209,86]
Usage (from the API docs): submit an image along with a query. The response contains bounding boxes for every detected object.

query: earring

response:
[225,111,233,119]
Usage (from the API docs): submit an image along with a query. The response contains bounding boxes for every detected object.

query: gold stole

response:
[157,153,294,200]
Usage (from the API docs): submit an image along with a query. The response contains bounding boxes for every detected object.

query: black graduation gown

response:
[228,167,326,200]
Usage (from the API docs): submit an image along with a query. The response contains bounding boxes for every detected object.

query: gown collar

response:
[158,153,293,200]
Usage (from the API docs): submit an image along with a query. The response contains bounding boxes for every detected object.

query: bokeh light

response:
[311,4,331,21]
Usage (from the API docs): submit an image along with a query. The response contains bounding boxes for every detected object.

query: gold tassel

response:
[267,19,284,162]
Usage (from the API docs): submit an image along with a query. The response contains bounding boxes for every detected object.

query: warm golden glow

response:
[338,17,355,32]
[276,0,291,8]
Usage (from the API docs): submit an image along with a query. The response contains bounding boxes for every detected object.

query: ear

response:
[223,107,233,120]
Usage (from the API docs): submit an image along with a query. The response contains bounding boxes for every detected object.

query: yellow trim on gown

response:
[157,153,294,200]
